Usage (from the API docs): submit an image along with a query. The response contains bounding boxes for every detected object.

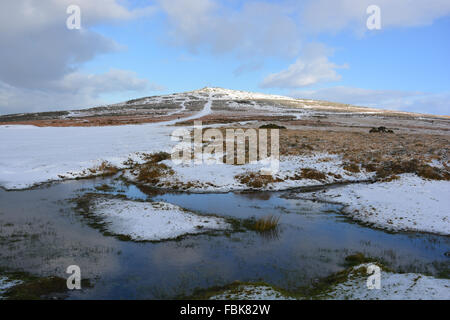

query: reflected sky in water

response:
[0,177,448,299]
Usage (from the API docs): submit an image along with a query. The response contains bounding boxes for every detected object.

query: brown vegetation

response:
[131,152,174,184]
[235,172,283,188]
[279,129,450,181]
[248,215,280,233]
[88,161,119,177]
[290,168,327,181]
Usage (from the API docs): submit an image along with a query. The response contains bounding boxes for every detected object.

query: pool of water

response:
[0,178,448,299]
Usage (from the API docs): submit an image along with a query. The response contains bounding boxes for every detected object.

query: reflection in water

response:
[0,177,448,299]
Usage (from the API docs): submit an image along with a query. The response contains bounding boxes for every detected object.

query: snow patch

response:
[130,154,373,193]
[323,264,450,300]
[90,198,230,241]
[0,95,214,190]
[308,174,450,235]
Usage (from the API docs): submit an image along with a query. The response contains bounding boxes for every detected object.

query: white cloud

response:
[158,0,301,57]
[157,0,450,56]
[300,0,450,34]
[0,0,155,34]
[261,44,347,88]
[0,0,158,114]
[0,69,159,115]
[291,86,450,116]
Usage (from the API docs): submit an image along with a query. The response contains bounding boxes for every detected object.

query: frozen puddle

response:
[322,264,450,300]
[89,197,230,241]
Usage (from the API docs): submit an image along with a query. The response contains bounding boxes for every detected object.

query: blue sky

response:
[0,0,449,115]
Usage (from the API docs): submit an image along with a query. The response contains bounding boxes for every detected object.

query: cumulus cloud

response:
[0,0,158,114]
[291,86,450,116]
[157,0,450,56]
[300,0,450,33]
[0,69,158,115]
[158,0,301,58]
[260,44,347,88]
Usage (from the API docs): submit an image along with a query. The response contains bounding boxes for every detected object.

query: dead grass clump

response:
[375,159,450,181]
[362,163,378,172]
[369,126,394,133]
[236,172,283,188]
[380,175,400,182]
[137,163,174,184]
[291,168,327,181]
[343,163,361,173]
[417,165,450,180]
[259,123,286,129]
[328,172,343,180]
[142,151,171,163]
[89,161,119,177]
[250,215,280,233]
[3,277,68,300]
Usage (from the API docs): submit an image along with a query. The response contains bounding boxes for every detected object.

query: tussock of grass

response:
[235,172,283,188]
[343,163,361,173]
[87,161,119,177]
[259,123,286,129]
[2,274,89,300]
[344,253,372,267]
[369,126,394,133]
[136,162,174,184]
[372,159,450,181]
[249,215,280,232]
[141,151,171,163]
[127,152,174,185]
[4,277,66,300]
[290,168,327,181]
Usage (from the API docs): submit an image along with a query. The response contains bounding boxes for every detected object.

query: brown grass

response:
[235,172,283,188]
[141,151,171,163]
[88,161,119,177]
[343,163,361,173]
[297,168,327,181]
[250,215,280,232]
[3,277,67,300]
[372,159,450,181]
[278,129,449,181]
[136,163,174,184]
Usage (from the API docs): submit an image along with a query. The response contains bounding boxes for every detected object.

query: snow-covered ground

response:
[210,285,294,300]
[321,264,450,300]
[209,264,450,300]
[306,174,450,235]
[225,100,312,120]
[0,124,177,189]
[125,153,373,193]
[89,198,230,241]
[0,94,214,190]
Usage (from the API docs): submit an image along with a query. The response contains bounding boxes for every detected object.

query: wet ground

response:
[0,177,448,299]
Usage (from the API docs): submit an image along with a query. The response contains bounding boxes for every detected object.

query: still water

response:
[0,178,448,299]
